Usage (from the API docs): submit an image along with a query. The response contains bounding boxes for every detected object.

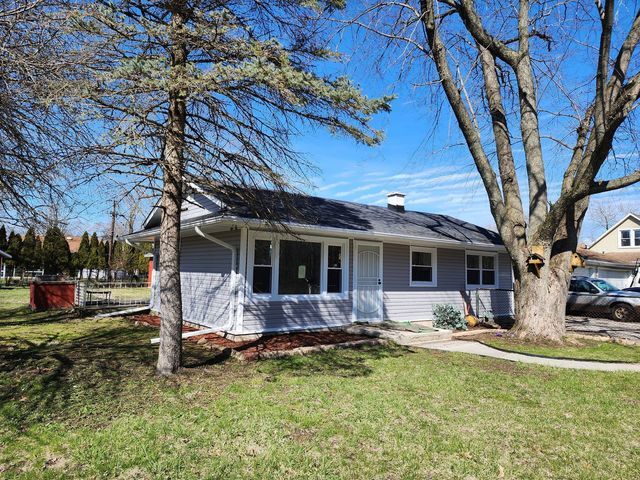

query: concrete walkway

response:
[416,340,640,372]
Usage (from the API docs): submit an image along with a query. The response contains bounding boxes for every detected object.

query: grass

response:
[1,287,639,479]
[480,334,640,363]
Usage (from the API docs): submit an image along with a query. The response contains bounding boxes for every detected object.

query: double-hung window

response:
[466,252,497,288]
[620,229,640,247]
[249,234,348,299]
[252,240,273,294]
[327,245,343,293]
[410,247,437,286]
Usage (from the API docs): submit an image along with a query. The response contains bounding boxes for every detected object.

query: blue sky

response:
[66,4,640,244]
[69,58,640,244]
[292,94,639,243]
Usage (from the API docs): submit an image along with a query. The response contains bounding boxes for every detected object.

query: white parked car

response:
[568,276,640,321]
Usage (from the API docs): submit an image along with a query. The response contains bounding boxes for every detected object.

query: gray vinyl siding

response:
[150,230,241,329]
[181,193,220,222]
[241,240,353,333]
[382,244,513,321]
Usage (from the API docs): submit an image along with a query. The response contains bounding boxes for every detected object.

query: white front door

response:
[355,242,383,322]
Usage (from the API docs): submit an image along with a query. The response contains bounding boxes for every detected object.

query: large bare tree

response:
[67,0,391,374]
[351,0,640,340]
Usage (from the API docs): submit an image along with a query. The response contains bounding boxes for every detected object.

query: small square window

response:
[412,266,432,282]
[467,254,480,269]
[467,269,480,285]
[411,248,436,285]
[482,270,495,285]
[467,253,496,287]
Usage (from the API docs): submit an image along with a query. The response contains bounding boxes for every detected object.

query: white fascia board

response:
[232,217,507,252]
[141,204,161,229]
[125,215,507,251]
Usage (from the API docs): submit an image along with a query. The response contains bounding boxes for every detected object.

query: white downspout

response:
[194,226,237,331]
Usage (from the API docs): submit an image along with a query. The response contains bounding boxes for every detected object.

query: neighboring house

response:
[124,187,514,336]
[575,213,640,289]
[0,249,11,279]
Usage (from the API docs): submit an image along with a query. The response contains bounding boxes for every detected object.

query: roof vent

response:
[387,192,405,213]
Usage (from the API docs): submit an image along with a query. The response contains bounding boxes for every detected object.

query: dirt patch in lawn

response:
[130,315,373,361]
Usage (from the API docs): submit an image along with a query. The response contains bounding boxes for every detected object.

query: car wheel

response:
[611,303,633,321]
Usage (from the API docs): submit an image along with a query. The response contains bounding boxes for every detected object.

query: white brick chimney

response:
[387,192,405,213]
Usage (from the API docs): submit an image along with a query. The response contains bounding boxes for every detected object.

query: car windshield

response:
[589,279,620,292]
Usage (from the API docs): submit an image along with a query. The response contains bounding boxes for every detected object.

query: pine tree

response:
[6,232,23,272]
[68,0,391,374]
[20,227,39,270]
[88,233,100,278]
[0,225,7,252]
[76,231,91,278]
[42,226,71,275]
[97,240,107,272]
[34,236,43,271]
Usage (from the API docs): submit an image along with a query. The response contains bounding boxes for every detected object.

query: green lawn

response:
[1,287,639,479]
[480,334,640,363]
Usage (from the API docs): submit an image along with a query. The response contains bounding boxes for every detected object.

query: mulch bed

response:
[130,314,373,361]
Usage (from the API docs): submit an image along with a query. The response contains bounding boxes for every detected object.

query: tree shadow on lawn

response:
[258,344,411,378]
[0,322,214,433]
[0,307,76,327]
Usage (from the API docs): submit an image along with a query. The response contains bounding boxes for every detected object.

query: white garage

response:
[574,254,638,289]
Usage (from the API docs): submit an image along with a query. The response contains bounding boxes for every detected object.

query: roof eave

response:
[122,214,506,251]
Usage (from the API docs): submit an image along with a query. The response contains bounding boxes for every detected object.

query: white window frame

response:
[247,231,350,301]
[619,228,640,248]
[465,250,498,289]
[409,246,437,287]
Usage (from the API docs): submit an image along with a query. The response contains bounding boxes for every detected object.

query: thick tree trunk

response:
[511,260,571,342]
[156,4,187,376]
[509,204,585,342]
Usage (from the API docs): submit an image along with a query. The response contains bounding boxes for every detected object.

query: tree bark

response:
[156,3,187,376]
[511,257,571,342]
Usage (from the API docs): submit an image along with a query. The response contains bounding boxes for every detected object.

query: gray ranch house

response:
[125,188,514,336]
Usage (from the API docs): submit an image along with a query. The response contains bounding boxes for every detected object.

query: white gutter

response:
[124,238,149,252]
[194,226,237,331]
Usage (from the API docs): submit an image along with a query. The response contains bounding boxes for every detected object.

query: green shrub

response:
[432,304,467,330]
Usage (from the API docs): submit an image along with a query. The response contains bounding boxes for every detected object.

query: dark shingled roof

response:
[212,188,502,246]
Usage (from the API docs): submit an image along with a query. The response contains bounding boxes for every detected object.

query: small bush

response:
[432,304,467,330]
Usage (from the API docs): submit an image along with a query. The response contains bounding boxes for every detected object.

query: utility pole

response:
[107,200,116,281]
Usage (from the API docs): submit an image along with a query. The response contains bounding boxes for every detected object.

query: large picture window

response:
[410,247,437,286]
[278,240,321,294]
[249,234,348,299]
[466,253,497,287]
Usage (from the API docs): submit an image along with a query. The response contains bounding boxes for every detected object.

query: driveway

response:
[566,315,640,343]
